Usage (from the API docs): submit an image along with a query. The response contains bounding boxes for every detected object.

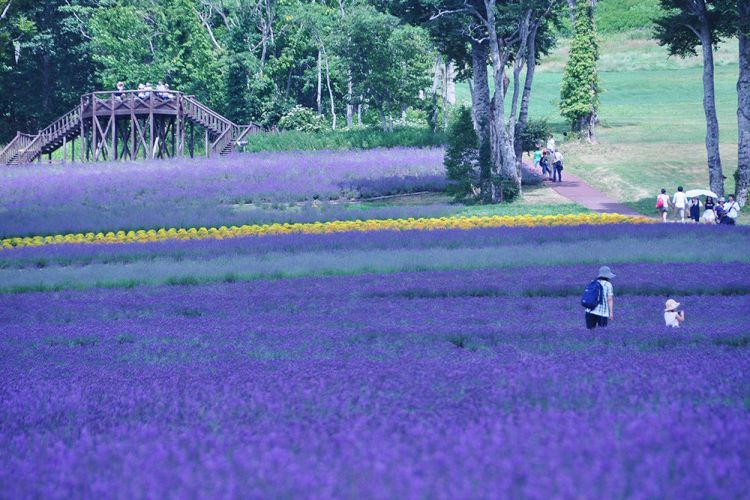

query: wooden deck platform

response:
[0,90,261,165]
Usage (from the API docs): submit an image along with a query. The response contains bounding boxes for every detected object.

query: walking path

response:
[545,173,643,216]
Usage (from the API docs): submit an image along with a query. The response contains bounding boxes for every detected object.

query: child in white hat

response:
[664,299,685,327]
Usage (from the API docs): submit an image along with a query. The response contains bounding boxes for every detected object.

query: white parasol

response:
[685,189,718,198]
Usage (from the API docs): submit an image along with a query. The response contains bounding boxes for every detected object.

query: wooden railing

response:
[183,95,234,135]
[0,133,39,165]
[39,106,81,139]
[17,134,45,164]
[0,133,24,164]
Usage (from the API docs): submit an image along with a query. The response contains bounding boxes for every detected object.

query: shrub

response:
[518,119,551,155]
[444,106,479,202]
[244,126,445,152]
[278,106,325,133]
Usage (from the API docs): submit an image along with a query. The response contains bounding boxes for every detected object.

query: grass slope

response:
[457,30,743,221]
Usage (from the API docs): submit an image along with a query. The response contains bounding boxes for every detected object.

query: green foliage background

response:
[0,0,434,142]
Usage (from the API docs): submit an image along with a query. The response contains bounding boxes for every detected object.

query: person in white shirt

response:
[664,299,685,327]
[722,194,740,224]
[156,81,167,100]
[546,135,556,155]
[672,186,688,222]
[553,150,564,182]
[656,188,671,223]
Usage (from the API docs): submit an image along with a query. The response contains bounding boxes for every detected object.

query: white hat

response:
[664,299,680,312]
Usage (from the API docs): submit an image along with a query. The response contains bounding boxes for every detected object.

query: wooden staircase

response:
[182,95,260,157]
[0,92,260,166]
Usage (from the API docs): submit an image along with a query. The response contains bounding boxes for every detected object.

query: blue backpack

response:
[581,280,604,309]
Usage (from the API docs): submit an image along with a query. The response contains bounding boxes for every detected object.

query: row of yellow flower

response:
[1,213,654,250]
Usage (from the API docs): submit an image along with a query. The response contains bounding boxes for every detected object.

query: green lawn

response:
[456,31,743,221]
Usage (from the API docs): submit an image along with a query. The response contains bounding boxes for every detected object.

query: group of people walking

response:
[582,266,686,330]
[656,186,741,225]
[533,135,564,183]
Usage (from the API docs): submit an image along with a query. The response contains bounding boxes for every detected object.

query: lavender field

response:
[2,223,750,497]
[0,149,451,237]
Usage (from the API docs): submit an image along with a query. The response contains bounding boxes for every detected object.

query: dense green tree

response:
[340,5,432,131]
[560,0,600,142]
[0,0,98,141]
[90,0,223,108]
[0,0,436,141]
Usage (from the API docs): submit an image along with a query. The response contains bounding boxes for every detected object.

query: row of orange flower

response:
[1,213,654,250]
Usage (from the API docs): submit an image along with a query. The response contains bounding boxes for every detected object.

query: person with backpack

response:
[581,266,615,329]
[656,188,671,223]
[539,149,552,180]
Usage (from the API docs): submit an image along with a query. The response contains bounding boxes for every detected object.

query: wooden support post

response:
[112,104,116,161]
[92,115,98,161]
[179,100,185,157]
[63,136,67,164]
[190,121,194,158]
[80,99,85,163]
[131,101,136,161]
[171,118,176,157]
[205,128,210,158]
[71,137,75,163]
[149,110,155,159]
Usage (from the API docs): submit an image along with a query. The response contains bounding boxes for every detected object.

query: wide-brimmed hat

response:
[665,299,680,312]
[597,266,615,279]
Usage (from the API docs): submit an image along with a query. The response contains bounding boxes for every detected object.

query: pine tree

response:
[560,0,600,142]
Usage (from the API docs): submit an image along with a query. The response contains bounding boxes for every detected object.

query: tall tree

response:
[89,0,223,108]
[655,0,731,197]
[736,0,749,206]
[0,0,98,142]
[391,0,561,202]
[341,4,431,131]
[560,0,599,142]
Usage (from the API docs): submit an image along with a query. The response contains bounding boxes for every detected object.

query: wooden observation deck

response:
[0,90,261,166]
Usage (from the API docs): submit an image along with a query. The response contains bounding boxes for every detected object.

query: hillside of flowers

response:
[0,148,451,237]
[2,144,748,496]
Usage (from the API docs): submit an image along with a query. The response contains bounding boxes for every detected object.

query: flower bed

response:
[2,213,653,249]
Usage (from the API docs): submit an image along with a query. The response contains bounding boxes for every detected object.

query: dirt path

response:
[545,173,643,216]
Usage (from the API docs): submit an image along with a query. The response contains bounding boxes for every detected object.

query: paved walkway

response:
[545,173,643,216]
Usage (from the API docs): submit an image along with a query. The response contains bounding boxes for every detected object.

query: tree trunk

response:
[699,22,724,197]
[484,0,521,200]
[346,79,353,128]
[446,61,456,104]
[442,59,449,131]
[378,107,387,131]
[567,0,576,28]
[471,40,493,203]
[737,0,750,206]
[316,50,322,115]
[514,25,539,175]
[322,47,336,129]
